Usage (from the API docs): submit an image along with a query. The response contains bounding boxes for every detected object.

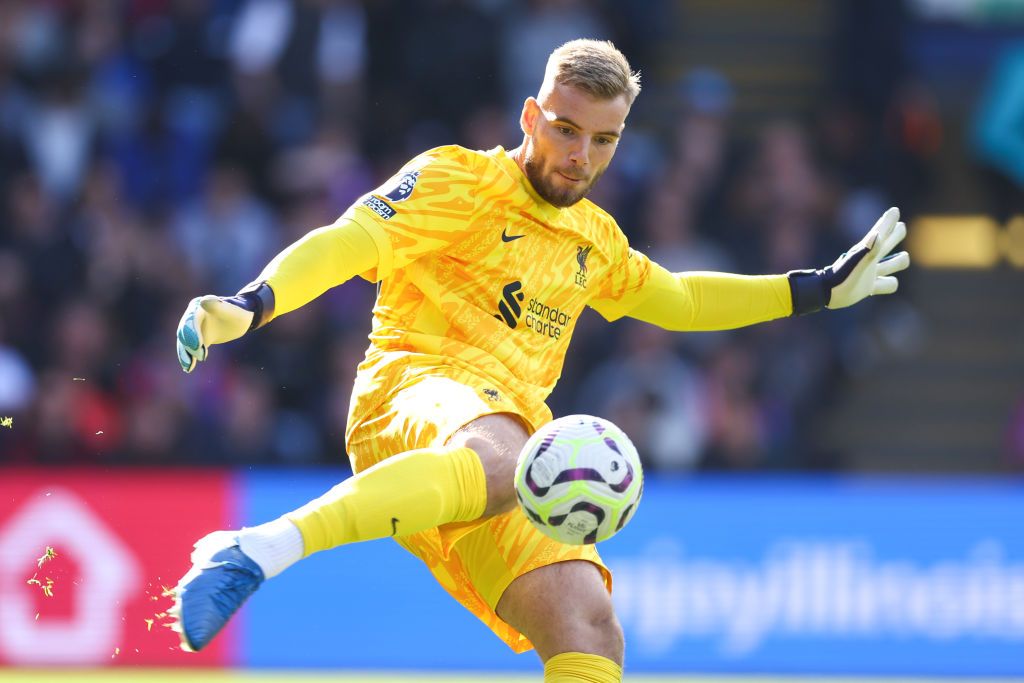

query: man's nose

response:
[568,139,590,167]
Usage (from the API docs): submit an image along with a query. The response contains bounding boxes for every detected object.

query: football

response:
[514,414,643,545]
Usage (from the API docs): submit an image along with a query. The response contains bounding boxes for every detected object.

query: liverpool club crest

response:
[575,244,593,288]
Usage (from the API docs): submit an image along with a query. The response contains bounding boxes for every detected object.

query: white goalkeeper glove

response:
[176,283,275,373]
[788,207,910,315]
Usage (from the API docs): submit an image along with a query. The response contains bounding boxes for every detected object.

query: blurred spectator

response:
[883,80,942,211]
[19,68,96,203]
[361,0,501,162]
[460,105,516,153]
[4,173,84,319]
[50,298,112,379]
[215,367,277,463]
[324,331,372,449]
[1004,397,1024,471]
[172,162,278,293]
[0,328,34,414]
[132,0,229,203]
[30,369,122,463]
[500,0,611,110]
[575,322,708,471]
[229,0,367,146]
[972,41,1024,219]
[699,340,769,470]
[116,342,189,464]
[642,178,734,275]
[270,121,374,215]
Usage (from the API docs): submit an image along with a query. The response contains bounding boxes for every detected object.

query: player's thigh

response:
[495,559,623,664]
[347,374,526,474]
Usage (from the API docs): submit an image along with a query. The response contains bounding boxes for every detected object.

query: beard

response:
[523,153,603,208]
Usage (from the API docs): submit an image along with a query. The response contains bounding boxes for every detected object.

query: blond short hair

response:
[543,39,641,105]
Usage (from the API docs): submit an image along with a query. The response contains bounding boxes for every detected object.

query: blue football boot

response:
[170,530,265,652]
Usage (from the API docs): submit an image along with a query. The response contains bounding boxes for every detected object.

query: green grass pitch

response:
[1,671,1016,683]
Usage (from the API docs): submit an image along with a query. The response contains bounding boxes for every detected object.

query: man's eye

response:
[558,127,574,136]
[596,137,612,145]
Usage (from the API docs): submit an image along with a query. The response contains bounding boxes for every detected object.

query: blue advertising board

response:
[238,472,1024,675]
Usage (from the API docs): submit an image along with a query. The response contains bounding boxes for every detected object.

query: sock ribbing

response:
[544,652,622,683]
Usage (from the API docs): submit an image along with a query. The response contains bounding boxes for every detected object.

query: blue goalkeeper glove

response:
[176,284,274,373]
[788,207,910,315]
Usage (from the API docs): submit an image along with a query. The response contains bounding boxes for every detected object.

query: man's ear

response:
[520,97,539,135]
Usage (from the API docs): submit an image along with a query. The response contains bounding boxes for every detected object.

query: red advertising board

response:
[0,468,236,666]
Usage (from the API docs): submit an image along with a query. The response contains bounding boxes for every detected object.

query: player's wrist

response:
[231,282,276,330]
[786,269,830,315]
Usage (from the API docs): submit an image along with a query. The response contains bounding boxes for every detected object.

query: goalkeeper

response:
[171,39,908,682]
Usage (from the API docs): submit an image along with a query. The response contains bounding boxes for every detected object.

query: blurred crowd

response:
[0,0,933,471]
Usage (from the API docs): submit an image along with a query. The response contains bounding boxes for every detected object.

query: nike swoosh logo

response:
[502,228,525,242]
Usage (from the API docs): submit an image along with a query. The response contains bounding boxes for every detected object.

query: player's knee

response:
[448,413,529,517]
[463,436,517,515]
[547,593,623,659]
[497,561,623,664]
[584,604,624,662]
[539,598,624,664]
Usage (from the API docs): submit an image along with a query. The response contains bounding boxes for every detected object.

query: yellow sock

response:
[287,446,488,555]
[544,652,622,682]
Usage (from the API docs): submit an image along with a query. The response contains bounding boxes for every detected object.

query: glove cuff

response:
[232,282,276,330]
[787,269,830,316]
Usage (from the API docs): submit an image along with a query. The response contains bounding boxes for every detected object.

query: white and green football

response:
[514,414,643,545]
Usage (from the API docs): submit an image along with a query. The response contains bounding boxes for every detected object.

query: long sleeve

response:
[254,146,490,324]
[256,219,379,322]
[591,259,793,331]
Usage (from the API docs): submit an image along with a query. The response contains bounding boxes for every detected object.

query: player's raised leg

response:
[497,561,624,683]
[172,413,527,652]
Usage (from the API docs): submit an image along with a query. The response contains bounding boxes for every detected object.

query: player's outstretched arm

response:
[594,207,910,332]
[176,218,380,373]
[176,285,273,373]
[788,206,910,314]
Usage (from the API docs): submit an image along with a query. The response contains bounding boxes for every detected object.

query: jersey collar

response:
[489,146,563,223]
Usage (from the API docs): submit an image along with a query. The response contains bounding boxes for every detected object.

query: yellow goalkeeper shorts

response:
[345,371,612,654]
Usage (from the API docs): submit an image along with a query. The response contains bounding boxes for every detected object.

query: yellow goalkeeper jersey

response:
[343,144,652,432]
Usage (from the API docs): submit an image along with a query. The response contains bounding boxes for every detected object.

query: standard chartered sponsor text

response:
[612,539,1024,656]
[525,297,573,339]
